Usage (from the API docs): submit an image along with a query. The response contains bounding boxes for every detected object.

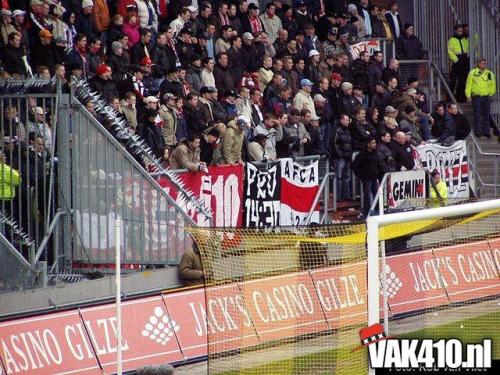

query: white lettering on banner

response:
[349,40,381,60]
[283,161,316,185]
[200,174,240,227]
[416,141,469,198]
[252,284,315,323]
[1,330,63,373]
[315,275,365,311]
[386,170,426,208]
[188,295,252,337]
[84,318,130,356]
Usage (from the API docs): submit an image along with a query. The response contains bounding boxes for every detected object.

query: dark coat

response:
[351,58,370,93]
[150,44,171,78]
[332,126,353,160]
[227,47,245,84]
[74,12,95,37]
[382,66,401,86]
[339,93,358,117]
[138,120,165,159]
[377,142,397,178]
[396,35,424,60]
[389,140,415,171]
[130,41,153,65]
[350,118,377,151]
[385,12,403,39]
[1,44,27,76]
[240,43,264,73]
[107,52,130,82]
[89,76,119,100]
[352,149,379,181]
[184,103,207,137]
[213,64,236,96]
[31,40,60,73]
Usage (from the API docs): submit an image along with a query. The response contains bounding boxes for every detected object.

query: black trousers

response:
[449,55,469,102]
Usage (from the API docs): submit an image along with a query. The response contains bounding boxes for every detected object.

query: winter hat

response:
[406,88,417,95]
[308,49,320,58]
[408,76,419,85]
[82,0,94,9]
[341,82,353,91]
[347,4,357,13]
[96,64,111,76]
[111,41,123,53]
[39,29,52,38]
[404,23,413,31]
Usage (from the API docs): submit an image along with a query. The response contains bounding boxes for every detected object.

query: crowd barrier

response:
[0,237,498,374]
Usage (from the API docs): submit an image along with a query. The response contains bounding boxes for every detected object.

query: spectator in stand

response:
[31,29,59,74]
[396,23,424,60]
[185,54,203,92]
[227,35,245,84]
[247,133,268,162]
[169,7,191,39]
[378,106,400,138]
[260,2,282,44]
[293,78,317,118]
[86,36,104,78]
[159,93,178,149]
[465,59,497,138]
[305,115,322,156]
[131,28,152,65]
[1,9,16,47]
[368,51,384,96]
[199,127,221,165]
[351,106,377,151]
[377,131,397,179]
[122,11,140,48]
[263,71,284,104]
[399,106,424,146]
[430,102,448,140]
[390,131,415,171]
[448,103,471,140]
[332,113,353,201]
[339,82,357,117]
[178,241,204,286]
[89,64,119,100]
[215,25,232,55]
[382,58,401,87]
[274,29,289,58]
[385,1,403,39]
[372,81,390,114]
[27,106,52,150]
[347,3,366,40]
[1,32,29,78]
[170,133,206,172]
[352,137,378,217]
[108,41,130,82]
[222,115,248,165]
[75,0,96,38]
[281,108,310,158]
[66,33,89,79]
[253,112,282,160]
[371,5,391,39]
[213,52,236,96]
[290,58,306,96]
[0,149,21,219]
[3,105,27,142]
[120,91,138,129]
[306,49,321,84]
[448,24,469,102]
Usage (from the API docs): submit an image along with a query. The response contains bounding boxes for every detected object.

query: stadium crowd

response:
[3,0,494,230]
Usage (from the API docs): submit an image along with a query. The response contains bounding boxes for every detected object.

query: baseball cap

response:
[30,0,44,6]
[39,29,52,38]
[12,10,26,17]
[332,73,343,81]
[226,90,237,98]
[300,78,313,87]
[242,32,254,40]
[200,86,217,95]
[1,9,12,16]
[163,92,176,101]
[308,50,320,58]
[313,94,327,102]
[406,88,417,95]
[348,4,358,13]
[35,107,45,115]
[384,105,397,114]
[187,5,198,13]
[310,115,320,121]
[144,96,160,104]
[248,3,259,10]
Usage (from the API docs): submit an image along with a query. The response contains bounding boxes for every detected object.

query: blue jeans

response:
[418,115,431,141]
[362,179,378,217]
[472,96,491,136]
[334,158,352,200]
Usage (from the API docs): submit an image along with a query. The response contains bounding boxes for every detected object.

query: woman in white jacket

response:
[135,0,158,32]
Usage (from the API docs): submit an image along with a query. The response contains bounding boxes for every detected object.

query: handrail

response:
[368,173,390,217]
[468,134,500,156]
[305,172,335,225]
[72,79,213,224]
[74,102,199,227]
[0,232,36,271]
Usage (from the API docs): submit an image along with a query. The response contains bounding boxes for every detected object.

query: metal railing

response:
[466,134,500,197]
[0,233,37,292]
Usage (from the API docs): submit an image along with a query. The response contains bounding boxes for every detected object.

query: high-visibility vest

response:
[447,36,469,63]
[465,68,497,97]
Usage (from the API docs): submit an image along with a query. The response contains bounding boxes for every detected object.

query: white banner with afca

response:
[386,170,426,208]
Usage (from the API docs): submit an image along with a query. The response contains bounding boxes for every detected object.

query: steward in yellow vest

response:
[447,24,469,102]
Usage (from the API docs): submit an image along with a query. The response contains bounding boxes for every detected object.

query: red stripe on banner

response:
[280,178,319,213]
[444,163,468,178]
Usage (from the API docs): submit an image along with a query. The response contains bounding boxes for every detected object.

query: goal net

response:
[370,201,500,365]
[189,200,500,374]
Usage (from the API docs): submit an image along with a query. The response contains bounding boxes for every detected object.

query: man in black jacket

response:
[377,131,398,179]
[332,114,353,201]
[213,52,236,96]
[1,32,28,78]
[353,137,379,217]
[138,108,165,159]
[89,64,119,100]
[131,29,153,65]
[390,131,415,171]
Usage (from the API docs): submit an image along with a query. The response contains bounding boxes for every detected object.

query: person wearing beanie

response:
[107,41,130,82]
[75,0,96,37]
[31,28,60,74]
[89,64,119,100]
[339,81,357,117]
[396,23,424,60]
[200,127,221,165]
[158,93,178,149]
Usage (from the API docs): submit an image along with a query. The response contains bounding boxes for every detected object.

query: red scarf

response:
[219,11,229,26]
[249,15,261,34]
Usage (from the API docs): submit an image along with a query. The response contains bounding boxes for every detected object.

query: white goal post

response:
[366,199,500,374]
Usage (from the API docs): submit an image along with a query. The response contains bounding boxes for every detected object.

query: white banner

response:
[386,170,426,208]
[349,40,381,60]
[416,141,469,198]
[279,159,320,225]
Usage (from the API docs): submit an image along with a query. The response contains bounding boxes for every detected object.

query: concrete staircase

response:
[460,102,500,198]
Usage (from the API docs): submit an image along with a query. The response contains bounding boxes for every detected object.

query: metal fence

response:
[413,0,500,126]
[0,233,37,292]
[68,104,196,267]
[467,135,500,198]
